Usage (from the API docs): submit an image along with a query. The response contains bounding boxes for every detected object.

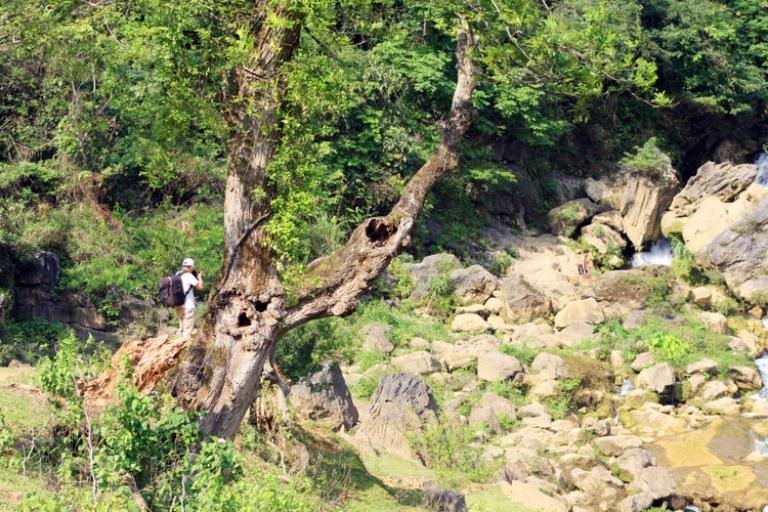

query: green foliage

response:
[588,314,752,372]
[619,137,672,178]
[0,319,69,365]
[38,332,108,401]
[543,378,583,420]
[499,344,537,366]
[670,235,706,285]
[646,332,691,367]
[409,421,497,486]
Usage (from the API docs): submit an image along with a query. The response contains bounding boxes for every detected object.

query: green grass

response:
[466,487,530,512]
[584,314,753,374]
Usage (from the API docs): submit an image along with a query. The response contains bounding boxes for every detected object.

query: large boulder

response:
[391,351,441,375]
[477,351,523,382]
[502,235,585,311]
[587,169,680,249]
[289,363,359,430]
[449,265,498,305]
[548,198,598,237]
[354,373,438,460]
[620,173,679,249]
[661,161,768,302]
[422,484,468,512]
[450,313,489,332]
[498,274,552,324]
[636,363,675,394]
[432,336,500,372]
[581,222,627,258]
[554,297,604,329]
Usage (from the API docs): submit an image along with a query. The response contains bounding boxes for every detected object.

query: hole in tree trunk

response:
[365,218,395,243]
[253,300,268,312]
[237,312,252,327]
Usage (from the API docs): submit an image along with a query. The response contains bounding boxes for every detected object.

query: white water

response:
[755,150,768,186]
[619,378,634,398]
[754,352,768,401]
[631,237,674,267]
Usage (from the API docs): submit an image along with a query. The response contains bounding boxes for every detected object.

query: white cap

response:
[182,258,195,267]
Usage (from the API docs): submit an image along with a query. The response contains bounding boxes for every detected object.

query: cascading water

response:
[619,378,634,398]
[754,352,768,401]
[754,149,768,186]
[631,237,674,267]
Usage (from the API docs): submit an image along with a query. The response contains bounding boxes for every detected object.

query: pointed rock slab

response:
[81,334,189,414]
[353,373,438,461]
[289,363,358,431]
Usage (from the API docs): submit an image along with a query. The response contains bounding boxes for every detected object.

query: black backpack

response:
[159,272,186,307]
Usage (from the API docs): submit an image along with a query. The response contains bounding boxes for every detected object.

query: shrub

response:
[619,137,672,179]
[409,421,497,485]
[0,319,69,365]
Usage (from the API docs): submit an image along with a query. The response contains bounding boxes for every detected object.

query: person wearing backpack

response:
[165,258,204,339]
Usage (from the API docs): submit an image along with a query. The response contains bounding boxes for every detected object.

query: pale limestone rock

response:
[554,297,604,329]
[391,351,441,375]
[636,363,675,394]
[451,313,489,332]
[477,351,523,382]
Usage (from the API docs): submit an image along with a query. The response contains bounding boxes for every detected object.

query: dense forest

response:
[1,0,767,510]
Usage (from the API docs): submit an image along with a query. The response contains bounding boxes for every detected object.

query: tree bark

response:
[90,18,478,441]
[170,3,301,438]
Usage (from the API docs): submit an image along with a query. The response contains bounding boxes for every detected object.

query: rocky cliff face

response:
[662,161,768,303]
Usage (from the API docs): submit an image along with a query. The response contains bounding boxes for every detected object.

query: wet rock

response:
[729,366,763,390]
[554,297,604,329]
[354,373,438,461]
[620,172,679,249]
[289,363,359,431]
[477,351,523,382]
[449,265,498,305]
[548,198,598,237]
[391,351,441,375]
[637,363,675,394]
[361,322,394,353]
[702,397,740,415]
[450,313,489,332]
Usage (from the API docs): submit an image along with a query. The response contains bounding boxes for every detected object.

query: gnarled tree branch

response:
[283,20,478,329]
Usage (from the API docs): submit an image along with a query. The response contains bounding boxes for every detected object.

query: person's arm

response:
[194,271,204,290]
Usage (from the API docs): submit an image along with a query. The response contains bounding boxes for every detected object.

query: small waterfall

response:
[754,352,768,401]
[755,150,768,186]
[631,237,674,267]
[619,378,634,398]
[755,436,768,459]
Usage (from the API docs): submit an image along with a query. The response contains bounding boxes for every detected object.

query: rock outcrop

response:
[354,373,438,461]
[289,363,359,430]
[661,161,768,302]
[586,169,679,249]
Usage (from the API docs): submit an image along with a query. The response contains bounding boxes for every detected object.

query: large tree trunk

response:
[169,4,301,438]
[85,18,478,440]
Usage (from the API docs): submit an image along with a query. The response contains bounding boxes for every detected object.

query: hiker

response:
[175,258,203,339]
